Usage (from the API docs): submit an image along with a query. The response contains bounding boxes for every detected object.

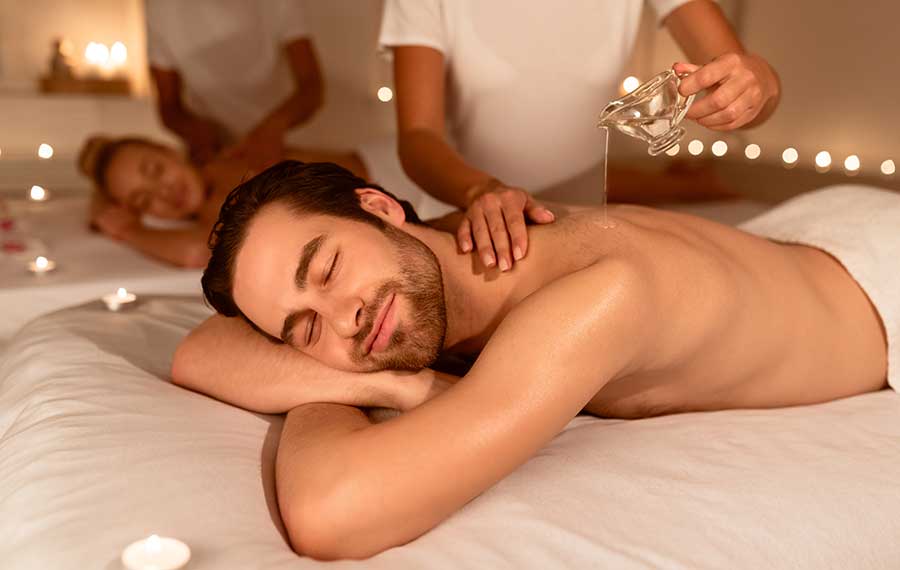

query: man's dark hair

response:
[201,160,422,334]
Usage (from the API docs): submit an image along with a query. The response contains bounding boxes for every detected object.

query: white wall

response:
[0,1,897,191]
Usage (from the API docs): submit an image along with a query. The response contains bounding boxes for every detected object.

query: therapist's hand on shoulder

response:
[458,178,555,272]
[674,54,780,131]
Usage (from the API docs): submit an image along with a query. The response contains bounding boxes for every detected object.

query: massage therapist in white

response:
[381,0,781,271]
[146,0,324,168]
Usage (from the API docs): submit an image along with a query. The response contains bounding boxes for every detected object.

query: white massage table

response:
[1,295,898,569]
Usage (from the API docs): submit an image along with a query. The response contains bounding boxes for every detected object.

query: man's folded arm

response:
[171,314,442,414]
[275,258,656,560]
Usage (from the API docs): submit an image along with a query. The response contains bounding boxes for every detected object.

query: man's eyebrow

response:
[295,234,326,290]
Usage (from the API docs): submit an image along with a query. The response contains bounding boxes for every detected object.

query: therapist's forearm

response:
[253,88,323,137]
[398,129,496,209]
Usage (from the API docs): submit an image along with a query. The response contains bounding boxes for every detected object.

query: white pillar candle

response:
[121,534,191,570]
[27,255,56,274]
[102,287,137,311]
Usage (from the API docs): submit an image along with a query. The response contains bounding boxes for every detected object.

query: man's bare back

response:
[518,205,887,418]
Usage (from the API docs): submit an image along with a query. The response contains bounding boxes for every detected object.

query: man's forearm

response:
[171,315,447,414]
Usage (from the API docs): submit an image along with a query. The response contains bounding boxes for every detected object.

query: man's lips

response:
[363,293,395,355]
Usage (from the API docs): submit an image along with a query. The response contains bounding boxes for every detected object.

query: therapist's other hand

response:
[224,125,285,171]
[458,179,555,271]
[674,53,779,130]
[92,203,139,241]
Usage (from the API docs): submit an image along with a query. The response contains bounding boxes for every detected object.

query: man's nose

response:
[322,296,364,339]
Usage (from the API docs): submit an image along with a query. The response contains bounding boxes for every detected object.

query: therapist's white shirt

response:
[146,0,309,140]
[379,0,691,194]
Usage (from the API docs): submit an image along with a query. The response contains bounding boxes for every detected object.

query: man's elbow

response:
[281,483,395,561]
[171,334,201,389]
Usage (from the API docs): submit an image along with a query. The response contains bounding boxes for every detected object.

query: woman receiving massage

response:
[77,135,367,267]
[173,161,897,560]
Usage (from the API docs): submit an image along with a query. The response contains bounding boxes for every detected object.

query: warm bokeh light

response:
[30,185,47,201]
[814,150,832,172]
[687,140,704,156]
[35,256,49,270]
[744,143,761,160]
[622,76,640,94]
[881,159,896,176]
[110,41,127,66]
[843,154,860,173]
[85,42,110,65]
[711,140,728,157]
[38,143,54,159]
[665,144,680,156]
[377,86,393,102]
[814,151,831,168]
[782,147,798,166]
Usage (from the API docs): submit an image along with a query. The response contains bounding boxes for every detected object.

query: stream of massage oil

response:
[600,126,616,229]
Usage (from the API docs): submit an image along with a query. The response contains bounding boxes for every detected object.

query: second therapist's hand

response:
[459,179,555,271]
[674,53,780,130]
[223,125,285,171]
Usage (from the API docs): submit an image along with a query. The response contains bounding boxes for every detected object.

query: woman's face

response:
[104,143,206,219]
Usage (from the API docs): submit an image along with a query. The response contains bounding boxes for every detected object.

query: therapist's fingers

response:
[697,91,758,128]
[455,217,473,253]
[482,197,514,271]
[685,74,749,121]
[468,208,497,269]
[677,54,736,97]
[501,202,529,262]
[672,62,700,76]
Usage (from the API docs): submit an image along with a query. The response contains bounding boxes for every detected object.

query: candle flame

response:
[36,256,49,269]
[145,534,162,554]
[117,287,128,298]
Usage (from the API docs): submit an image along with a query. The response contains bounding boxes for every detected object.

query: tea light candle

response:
[29,185,49,201]
[28,255,56,274]
[102,287,137,311]
[121,534,191,570]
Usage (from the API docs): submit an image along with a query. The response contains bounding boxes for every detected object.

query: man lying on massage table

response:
[173,161,896,560]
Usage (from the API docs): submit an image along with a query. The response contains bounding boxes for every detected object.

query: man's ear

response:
[356,187,407,227]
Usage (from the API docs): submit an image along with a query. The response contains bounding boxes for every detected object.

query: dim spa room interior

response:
[1,1,899,568]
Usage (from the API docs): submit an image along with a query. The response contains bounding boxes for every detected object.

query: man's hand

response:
[674,53,780,131]
[458,179,555,272]
[223,124,286,171]
[183,117,225,165]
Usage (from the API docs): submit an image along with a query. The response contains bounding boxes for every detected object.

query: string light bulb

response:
[744,144,761,160]
[843,154,860,175]
[711,140,728,157]
[881,159,895,176]
[665,144,680,157]
[687,140,704,156]
[38,143,54,159]
[782,147,799,168]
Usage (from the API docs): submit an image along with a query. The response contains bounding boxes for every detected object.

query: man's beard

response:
[349,224,447,371]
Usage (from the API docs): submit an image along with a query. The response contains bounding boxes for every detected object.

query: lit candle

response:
[121,534,191,570]
[102,287,137,311]
[29,185,49,201]
[28,255,57,274]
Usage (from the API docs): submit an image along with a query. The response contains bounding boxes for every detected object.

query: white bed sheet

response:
[1,296,899,569]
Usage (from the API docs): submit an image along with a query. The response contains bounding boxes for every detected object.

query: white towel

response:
[740,185,900,391]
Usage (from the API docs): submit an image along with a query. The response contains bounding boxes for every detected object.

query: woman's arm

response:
[394,46,554,271]
[172,315,454,414]
[276,258,653,559]
[664,0,781,130]
[224,38,324,169]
